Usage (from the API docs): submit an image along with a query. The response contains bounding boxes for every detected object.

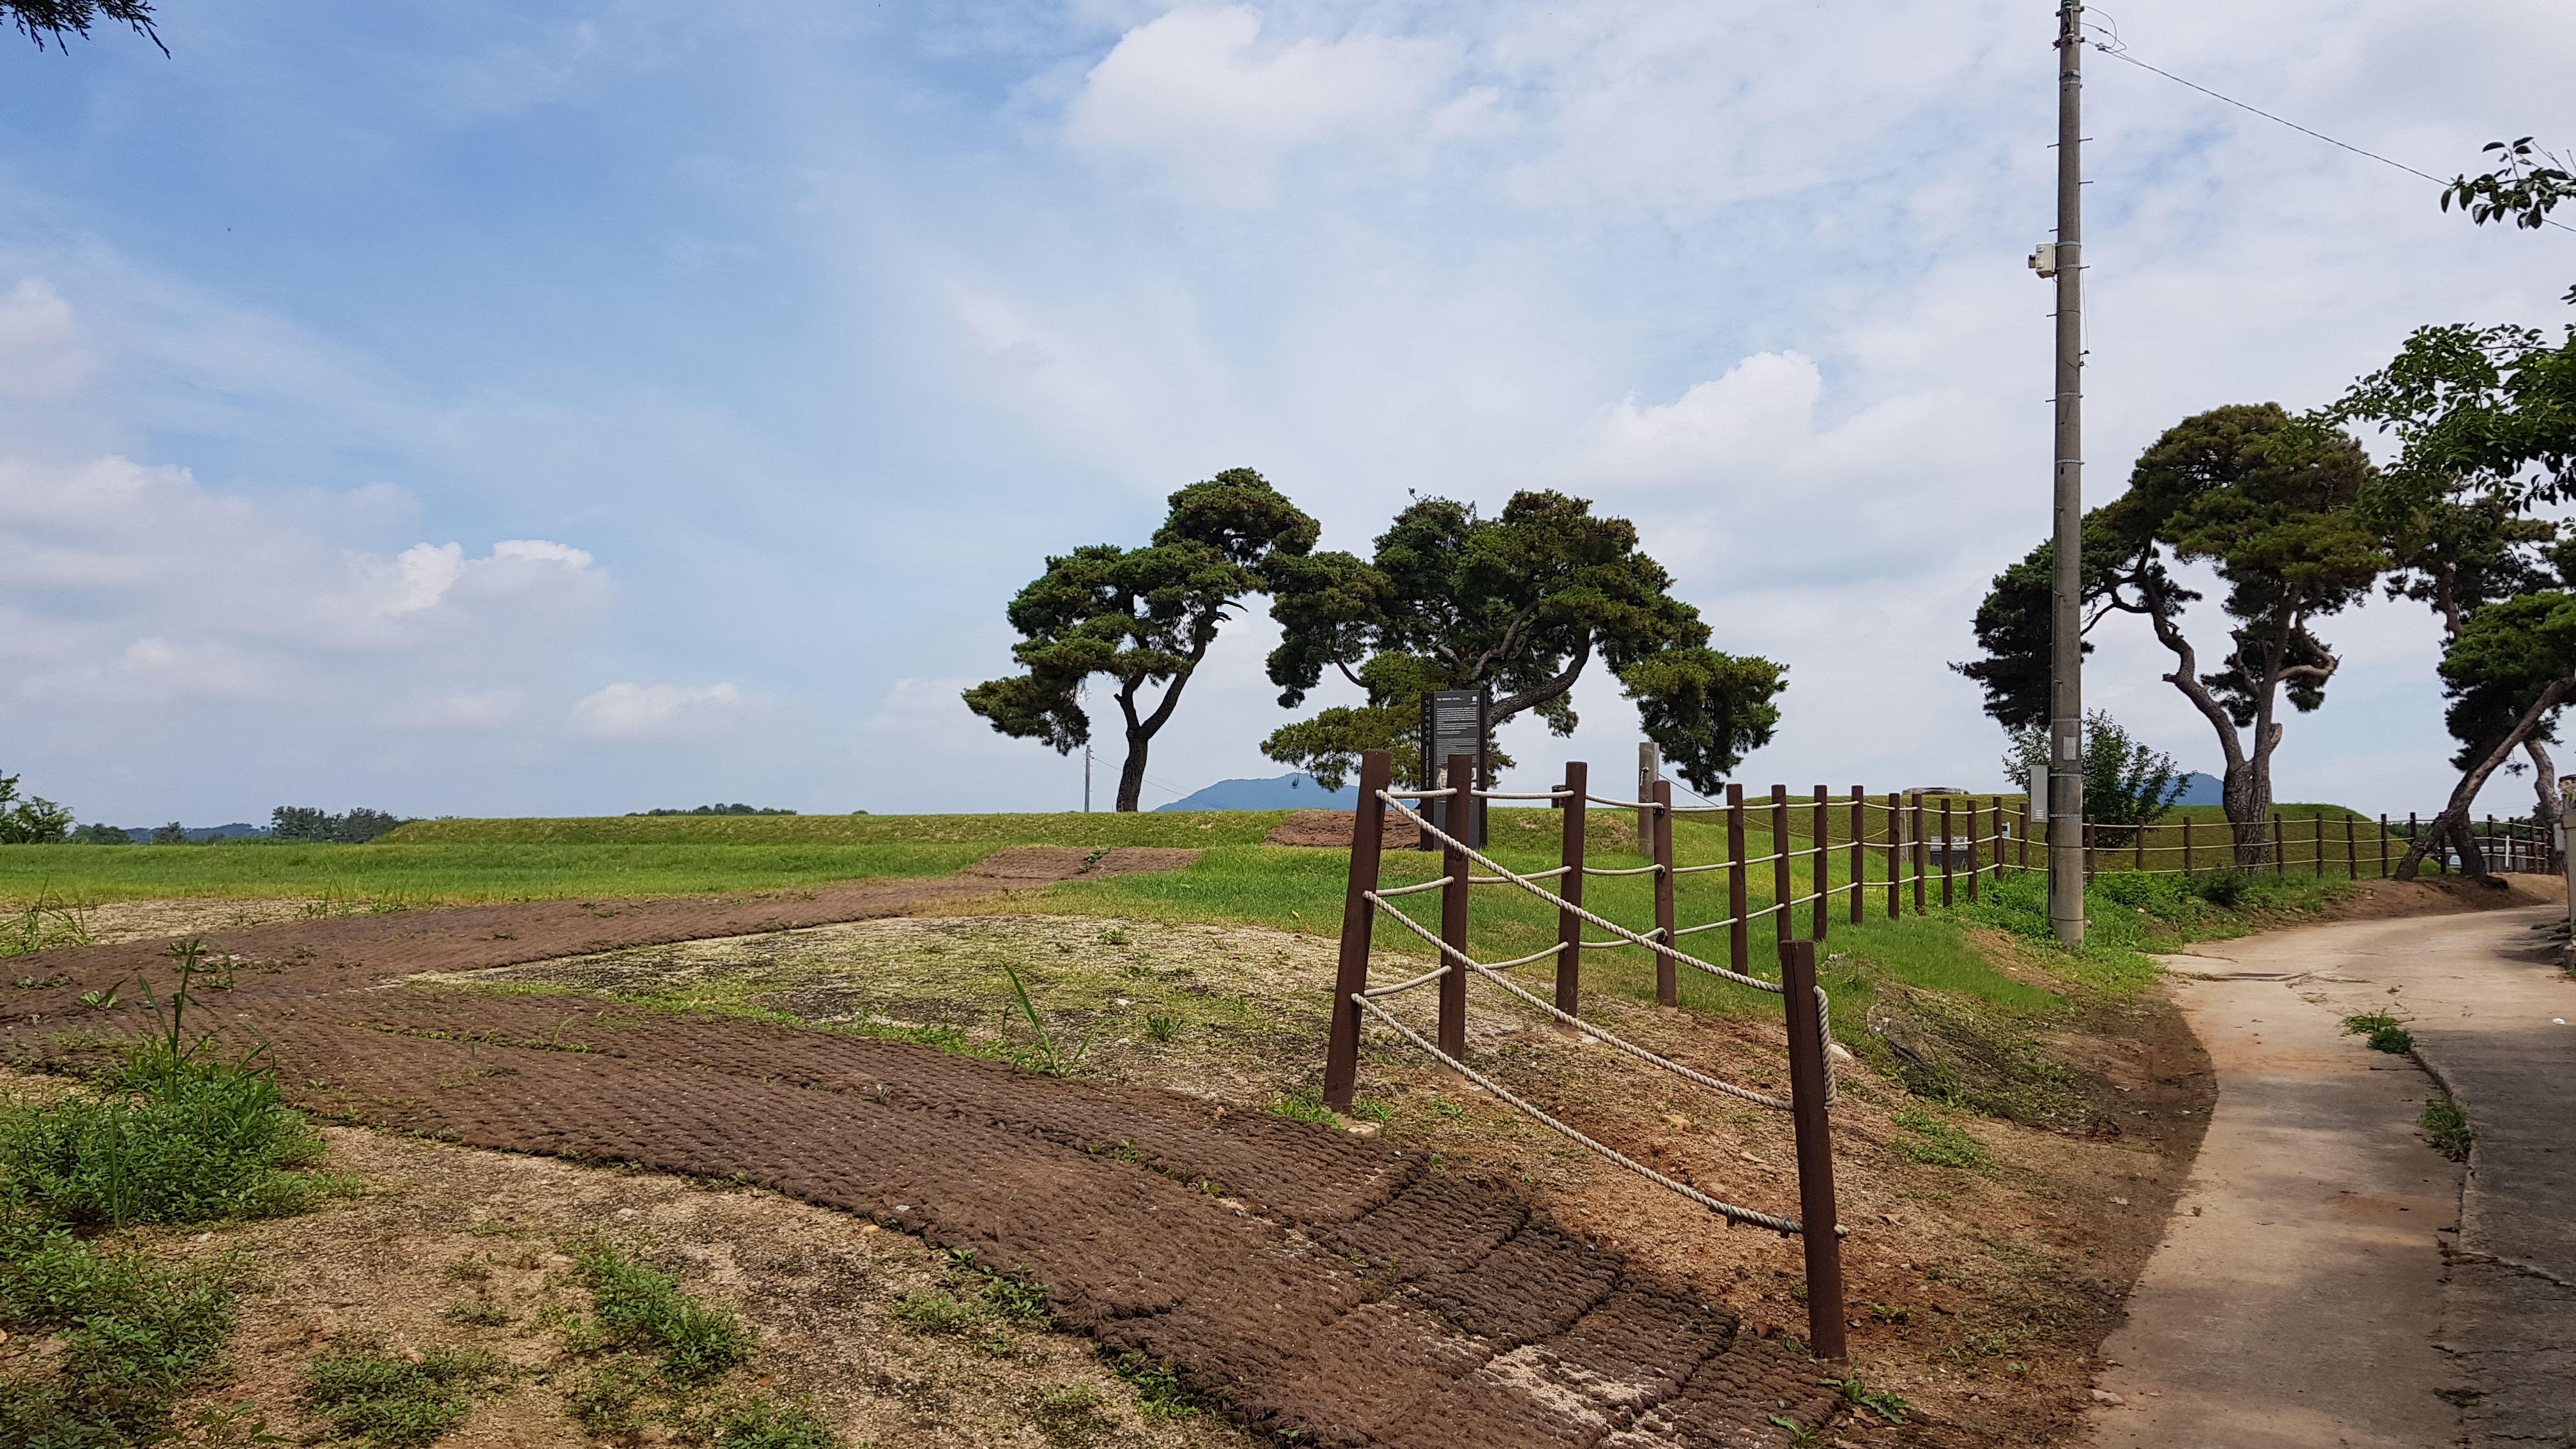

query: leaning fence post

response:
[1813,786,1831,942]
[1849,788,1866,927]
[1556,762,1588,1029]
[1772,785,1795,949]
[1728,783,1751,977]
[1778,937,1846,1363]
[1324,749,1393,1112]
[1653,779,1678,1007]
[1439,753,1473,1061]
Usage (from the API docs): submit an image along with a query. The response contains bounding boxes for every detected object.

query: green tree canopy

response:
[7,1,160,51]
[1956,404,2383,864]
[1260,490,1784,794]
[2001,710,2179,847]
[0,769,74,845]
[963,468,1321,811]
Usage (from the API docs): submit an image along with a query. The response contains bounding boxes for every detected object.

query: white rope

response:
[1351,994,1804,1234]
[1372,790,1838,1104]
[1581,793,1660,810]
[1472,790,1574,801]
[1368,877,1452,899]
[1669,861,1731,876]
[1379,790,1793,1002]
[1453,954,1795,1112]
[1471,865,1572,883]
[1581,863,1663,878]
[1360,962,1452,998]
[1365,897,1579,976]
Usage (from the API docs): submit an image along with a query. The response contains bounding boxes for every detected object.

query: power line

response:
[2089,38,2576,236]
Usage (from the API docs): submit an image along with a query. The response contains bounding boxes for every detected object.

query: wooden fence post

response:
[2271,814,2284,875]
[1940,796,1956,908]
[1653,779,1677,1007]
[2380,815,2390,877]
[1888,792,1903,920]
[2314,815,2325,877]
[1729,784,1751,977]
[1813,786,1831,941]
[1439,753,1473,1060]
[1850,788,1866,927]
[1910,792,1928,914]
[1772,785,1794,947]
[1778,938,1846,1363]
[2018,798,2031,871]
[1556,762,1587,1029]
[1963,797,1980,903]
[2184,817,2194,873]
[1324,749,1392,1112]
[2345,816,2356,880]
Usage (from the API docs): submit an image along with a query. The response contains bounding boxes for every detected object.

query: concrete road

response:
[2083,901,2575,1449]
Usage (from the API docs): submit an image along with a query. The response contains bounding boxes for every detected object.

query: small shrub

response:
[575,1246,751,1382]
[441,1300,512,1327]
[296,1341,506,1446]
[564,1354,654,1436]
[2422,1096,2473,1160]
[1890,1110,1990,1169]
[2184,868,2258,908]
[2342,1013,2414,1054]
[1144,1014,1182,1043]
[1832,1372,1907,1423]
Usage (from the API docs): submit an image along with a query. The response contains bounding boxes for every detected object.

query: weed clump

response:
[0,1213,237,1447]
[574,1245,751,1381]
[1110,1352,1204,1423]
[1890,1110,1991,1169]
[2421,1096,2474,1160]
[2343,1013,2414,1054]
[1269,1085,1337,1125]
[296,1340,508,1446]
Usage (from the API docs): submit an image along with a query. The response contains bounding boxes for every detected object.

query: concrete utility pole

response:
[2046,0,2087,946]
[1084,741,1092,813]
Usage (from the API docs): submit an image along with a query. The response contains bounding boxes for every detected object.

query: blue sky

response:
[1,0,2571,824]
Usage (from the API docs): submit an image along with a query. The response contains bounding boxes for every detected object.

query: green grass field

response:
[0,841,990,908]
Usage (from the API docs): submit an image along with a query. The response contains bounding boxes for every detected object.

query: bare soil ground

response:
[10,862,2538,1448]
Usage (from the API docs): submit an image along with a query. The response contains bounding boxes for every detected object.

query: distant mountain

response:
[2168,772,2222,806]
[1154,772,1360,812]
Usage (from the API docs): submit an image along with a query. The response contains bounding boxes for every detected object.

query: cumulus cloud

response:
[570,682,750,740]
[362,537,595,617]
[0,280,95,397]
[1066,6,1456,199]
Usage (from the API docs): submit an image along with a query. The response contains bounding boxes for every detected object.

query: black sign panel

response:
[1418,689,1488,848]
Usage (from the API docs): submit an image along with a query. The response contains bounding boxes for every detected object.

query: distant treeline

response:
[627,804,799,817]
[270,807,407,843]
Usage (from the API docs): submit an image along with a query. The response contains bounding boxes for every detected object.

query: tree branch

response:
[2398,676,2574,877]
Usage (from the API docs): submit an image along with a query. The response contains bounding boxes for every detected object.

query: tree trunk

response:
[1116,732,1149,812]
[2396,677,2573,878]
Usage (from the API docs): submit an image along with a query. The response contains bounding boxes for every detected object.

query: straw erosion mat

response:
[0,843,2221,1448]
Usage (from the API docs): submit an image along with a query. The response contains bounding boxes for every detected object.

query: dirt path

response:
[2,855,1839,1449]
[2085,898,2576,1449]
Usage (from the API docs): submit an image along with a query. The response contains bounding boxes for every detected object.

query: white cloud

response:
[1066,6,1456,200]
[571,682,750,740]
[385,686,528,729]
[362,537,595,616]
[0,280,95,397]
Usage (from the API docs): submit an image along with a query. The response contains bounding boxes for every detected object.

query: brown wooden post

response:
[1849,788,1866,926]
[1933,796,1951,907]
[1813,786,1831,941]
[2271,814,2284,875]
[1439,753,1473,1061]
[2314,815,2325,877]
[1992,797,2005,887]
[1556,762,1587,1026]
[2134,820,2145,873]
[1910,792,1928,914]
[1887,792,1903,919]
[2018,798,2031,871]
[2344,815,2356,880]
[1728,783,1751,977]
[1965,797,1981,903]
[2184,816,2194,873]
[2380,815,2390,877]
[1772,785,1795,948]
[1778,937,1846,1363]
[1324,749,1392,1112]
[1653,779,1677,1007]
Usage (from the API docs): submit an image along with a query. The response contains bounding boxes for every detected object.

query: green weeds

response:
[1890,1110,1991,1169]
[1269,1085,1337,1125]
[1827,1371,1908,1423]
[1000,966,1098,1076]
[1109,1353,1204,1423]
[0,1214,239,1447]
[296,1341,508,1446]
[2343,1013,2415,1054]
[2422,1096,2474,1160]
[574,1245,751,1381]
[889,1249,1052,1358]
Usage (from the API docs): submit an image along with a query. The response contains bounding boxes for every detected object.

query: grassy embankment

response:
[4,805,2359,1046]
